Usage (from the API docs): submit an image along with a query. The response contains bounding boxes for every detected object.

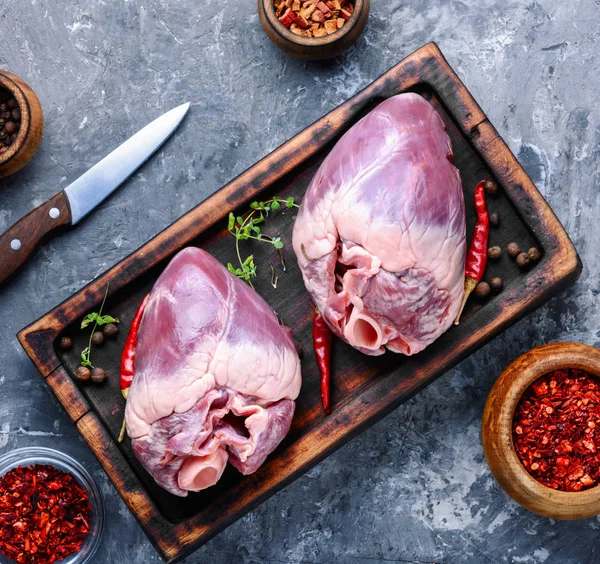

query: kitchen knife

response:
[0,102,190,284]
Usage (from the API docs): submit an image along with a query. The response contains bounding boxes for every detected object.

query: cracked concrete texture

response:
[1,0,599,562]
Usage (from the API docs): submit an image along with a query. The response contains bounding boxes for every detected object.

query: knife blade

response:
[0,102,190,284]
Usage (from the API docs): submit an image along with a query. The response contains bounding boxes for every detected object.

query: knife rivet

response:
[10,239,22,251]
[49,208,60,219]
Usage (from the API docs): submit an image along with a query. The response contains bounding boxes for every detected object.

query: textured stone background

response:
[1,1,599,562]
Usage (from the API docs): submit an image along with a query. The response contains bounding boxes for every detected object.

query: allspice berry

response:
[490,277,504,293]
[475,281,491,298]
[59,336,72,351]
[507,242,521,258]
[483,179,499,196]
[76,366,91,382]
[516,252,531,269]
[103,323,119,339]
[91,331,104,346]
[489,212,500,227]
[488,246,502,260]
[528,247,541,263]
[91,367,107,385]
[4,121,17,134]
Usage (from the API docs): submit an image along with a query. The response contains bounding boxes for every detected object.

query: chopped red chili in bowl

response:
[0,464,91,563]
[274,0,354,37]
[0,448,102,564]
[513,368,600,492]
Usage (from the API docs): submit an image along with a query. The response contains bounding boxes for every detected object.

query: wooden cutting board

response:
[18,43,581,563]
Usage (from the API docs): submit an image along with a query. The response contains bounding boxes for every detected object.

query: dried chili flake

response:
[513,368,600,492]
[274,0,354,37]
[0,464,91,564]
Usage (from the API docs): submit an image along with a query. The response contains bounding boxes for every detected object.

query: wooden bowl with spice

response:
[0,70,44,178]
[258,0,370,60]
[482,342,600,520]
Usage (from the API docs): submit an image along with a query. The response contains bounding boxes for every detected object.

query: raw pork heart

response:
[125,247,302,496]
[292,93,466,356]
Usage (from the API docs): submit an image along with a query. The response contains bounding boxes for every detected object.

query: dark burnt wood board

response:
[17,43,581,562]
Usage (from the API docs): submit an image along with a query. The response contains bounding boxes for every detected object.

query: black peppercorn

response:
[91,367,107,385]
[483,180,499,196]
[92,331,104,346]
[489,212,500,227]
[7,98,17,108]
[507,242,521,258]
[475,281,491,298]
[76,366,92,382]
[528,247,541,263]
[490,277,504,293]
[516,252,531,269]
[488,246,502,260]
[59,336,72,351]
[103,323,119,339]
[11,108,20,121]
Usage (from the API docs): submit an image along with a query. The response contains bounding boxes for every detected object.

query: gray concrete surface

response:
[1,1,599,562]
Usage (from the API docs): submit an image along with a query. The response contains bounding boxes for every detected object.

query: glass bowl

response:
[0,447,104,563]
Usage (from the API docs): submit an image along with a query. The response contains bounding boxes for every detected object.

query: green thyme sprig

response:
[227,196,299,289]
[80,283,117,368]
[81,312,118,329]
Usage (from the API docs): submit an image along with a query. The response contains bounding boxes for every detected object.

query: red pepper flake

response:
[513,368,600,492]
[0,464,91,563]
[274,0,354,37]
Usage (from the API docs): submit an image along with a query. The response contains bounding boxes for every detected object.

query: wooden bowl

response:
[0,70,44,178]
[482,342,600,520]
[258,0,370,60]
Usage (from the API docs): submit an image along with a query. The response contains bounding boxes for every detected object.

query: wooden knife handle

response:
[0,192,72,284]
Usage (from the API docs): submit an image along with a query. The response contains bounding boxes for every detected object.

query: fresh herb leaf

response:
[96,314,118,326]
[81,312,118,329]
[286,197,295,208]
[80,347,93,369]
[81,313,98,329]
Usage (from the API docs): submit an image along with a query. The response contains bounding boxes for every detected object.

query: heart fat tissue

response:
[292,93,467,356]
[125,247,302,496]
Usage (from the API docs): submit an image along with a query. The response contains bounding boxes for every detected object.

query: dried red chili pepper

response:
[0,464,91,564]
[513,368,600,492]
[454,181,489,324]
[119,293,150,400]
[118,293,149,443]
[313,310,333,415]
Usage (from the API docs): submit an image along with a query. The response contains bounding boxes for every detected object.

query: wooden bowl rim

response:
[0,71,32,166]
[483,342,600,518]
[261,0,366,47]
